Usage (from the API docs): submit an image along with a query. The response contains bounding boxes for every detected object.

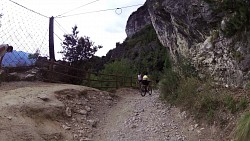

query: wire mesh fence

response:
[0,0,49,68]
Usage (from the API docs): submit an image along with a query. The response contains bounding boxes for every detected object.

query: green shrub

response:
[150,71,163,87]
[101,59,134,76]
[246,81,250,90]
[223,9,248,37]
[87,59,135,89]
[159,69,179,102]
[199,94,219,114]
[232,50,244,62]
[224,95,238,113]
[207,109,215,122]
[204,0,250,37]
[126,25,157,45]
[178,57,197,78]
[102,59,135,87]
[176,77,200,109]
[178,77,223,123]
[223,96,248,113]
[235,112,250,141]
[238,98,248,111]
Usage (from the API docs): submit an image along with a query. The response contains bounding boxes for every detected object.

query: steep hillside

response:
[146,0,250,88]
[105,24,169,82]
[107,0,250,88]
[112,1,250,140]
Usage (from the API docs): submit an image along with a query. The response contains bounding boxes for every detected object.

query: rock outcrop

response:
[125,4,151,38]
[125,0,250,87]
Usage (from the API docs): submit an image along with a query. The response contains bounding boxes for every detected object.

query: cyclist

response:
[137,72,142,87]
[141,72,150,91]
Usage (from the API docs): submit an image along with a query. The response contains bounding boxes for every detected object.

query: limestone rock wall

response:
[125,0,250,87]
[146,0,250,87]
[125,4,151,38]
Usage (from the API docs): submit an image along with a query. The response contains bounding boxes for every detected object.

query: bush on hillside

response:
[122,25,169,84]
[234,112,250,141]
[204,0,250,37]
[87,59,136,89]
[160,69,249,125]
[159,69,179,102]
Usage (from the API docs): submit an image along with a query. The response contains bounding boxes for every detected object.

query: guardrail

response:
[38,60,137,89]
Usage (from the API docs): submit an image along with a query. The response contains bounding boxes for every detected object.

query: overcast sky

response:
[6,0,146,58]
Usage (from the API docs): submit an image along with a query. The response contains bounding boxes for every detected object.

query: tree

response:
[59,25,102,84]
[28,49,40,60]
[60,25,102,65]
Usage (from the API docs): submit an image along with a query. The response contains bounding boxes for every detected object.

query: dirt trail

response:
[0,82,220,141]
[94,89,218,141]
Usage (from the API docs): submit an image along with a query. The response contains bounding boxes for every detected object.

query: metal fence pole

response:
[49,16,55,61]
[49,60,54,82]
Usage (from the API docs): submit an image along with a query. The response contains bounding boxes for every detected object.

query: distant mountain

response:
[2,50,36,67]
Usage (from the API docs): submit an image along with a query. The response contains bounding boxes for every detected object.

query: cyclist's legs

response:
[142,80,149,91]
[138,80,142,88]
[147,81,151,90]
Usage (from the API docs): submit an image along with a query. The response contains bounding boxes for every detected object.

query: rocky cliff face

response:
[126,0,250,87]
[125,4,151,38]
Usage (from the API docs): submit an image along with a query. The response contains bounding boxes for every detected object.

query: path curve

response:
[93,88,217,141]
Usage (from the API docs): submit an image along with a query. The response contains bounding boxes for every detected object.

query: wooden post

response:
[131,76,133,87]
[49,59,54,82]
[87,72,90,87]
[49,16,55,61]
[116,74,118,89]
[101,78,103,89]
[122,76,124,87]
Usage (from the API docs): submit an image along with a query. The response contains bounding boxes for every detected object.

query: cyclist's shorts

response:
[142,80,149,85]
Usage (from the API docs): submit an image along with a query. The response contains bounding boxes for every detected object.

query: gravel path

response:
[0,82,220,140]
[93,89,218,141]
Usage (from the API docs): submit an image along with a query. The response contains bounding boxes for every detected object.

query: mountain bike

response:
[140,83,152,97]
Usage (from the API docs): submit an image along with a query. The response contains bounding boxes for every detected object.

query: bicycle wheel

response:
[148,86,152,95]
[138,82,141,91]
[140,85,146,97]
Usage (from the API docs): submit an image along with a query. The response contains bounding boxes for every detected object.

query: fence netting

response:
[0,0,49,68]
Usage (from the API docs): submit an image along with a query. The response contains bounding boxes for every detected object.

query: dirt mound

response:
[0,82,118,141]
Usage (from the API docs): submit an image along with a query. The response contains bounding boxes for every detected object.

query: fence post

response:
[49,59,54,82]
[49,16,55,61]
[87,72,90,87]
[122,75,124,87]
[131,76,133,87]
[116,74,118,89]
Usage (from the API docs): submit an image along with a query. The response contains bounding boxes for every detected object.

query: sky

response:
[4,0,146,59]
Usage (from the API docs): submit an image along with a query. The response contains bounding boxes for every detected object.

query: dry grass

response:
[234,112,250,141]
